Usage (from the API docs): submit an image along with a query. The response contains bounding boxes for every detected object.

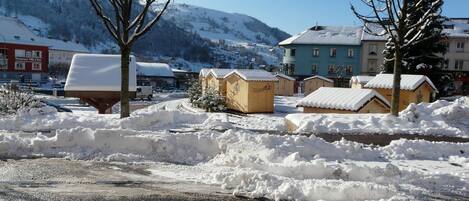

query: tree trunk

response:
[391,49,402,116]
[120,47,131,118]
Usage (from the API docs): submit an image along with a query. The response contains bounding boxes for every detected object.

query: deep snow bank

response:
[286,97,469,137]
[0,103,208,132]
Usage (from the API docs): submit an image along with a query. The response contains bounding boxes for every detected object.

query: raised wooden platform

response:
[65,91,136,114]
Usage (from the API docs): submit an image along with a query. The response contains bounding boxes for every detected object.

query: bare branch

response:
[128,0,171,44]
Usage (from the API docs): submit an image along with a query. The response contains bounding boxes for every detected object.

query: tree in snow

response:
[187,79,202,105]
[89,0,171,118]
[196,88,227,112]
[383,0,447,75]
[0,84,43,115]
[352,0,442,116]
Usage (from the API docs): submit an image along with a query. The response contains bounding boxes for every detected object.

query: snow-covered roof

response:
[297,87,390,111]
[65,54,137,92]
[40,38,89,53]
[304,75,334,83]
[199,68,211,77]
[443,20,469,38]
[365,74,437,91]
[275,73,295,81]
[137,62,175,78]
[0,16,46,46]
[361,23,388,41]
[208,68,234,79]
[350,76,375,84]
[224,69,278,81]
[279,26,362,46]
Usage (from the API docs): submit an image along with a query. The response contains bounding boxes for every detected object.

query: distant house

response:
[41,38,90,66]
[275,73,295,96]
[64,54,137,114]
[364,74,438,111]
[278,26,362,83]
[303,75,334,95]
[0,16,49,82]
[297,87,390,113]
[136,62,175,90]
[360,23,387,75]
[350,76,375,88]
[205,68,233,96]
[224,69,278,113]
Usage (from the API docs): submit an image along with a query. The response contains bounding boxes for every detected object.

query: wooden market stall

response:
[364,74,438,111]
[224,69,278,113]
[275,73,295,96]
[205,68,233,96]
[303,75,334,95]
[297,87,390,114]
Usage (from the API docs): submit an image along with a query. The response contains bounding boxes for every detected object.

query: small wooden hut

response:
[199,68,211,93]
[364,74,438,111]
[64,54,137,114]
[224,69,278,113]
[275,73,295,96]
[303,75,334,95]
[297,87,390,114]
[205,69,233,96]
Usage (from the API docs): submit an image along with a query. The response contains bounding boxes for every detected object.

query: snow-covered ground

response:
[0,94,468,200]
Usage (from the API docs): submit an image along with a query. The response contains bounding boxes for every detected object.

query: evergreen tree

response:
[383,0,447,74]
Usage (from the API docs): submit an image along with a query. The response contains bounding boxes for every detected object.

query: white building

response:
[360,23,387,75]
[441,18,469,76]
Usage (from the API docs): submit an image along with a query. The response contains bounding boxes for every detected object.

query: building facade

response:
[279,26,363,83]
[441,19,469,78]
[0,16,49,82]
[360,24,387,75]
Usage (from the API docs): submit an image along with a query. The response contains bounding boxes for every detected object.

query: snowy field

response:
[0,94,468,200]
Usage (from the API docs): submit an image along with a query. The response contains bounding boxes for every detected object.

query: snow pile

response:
[287,97,469,137]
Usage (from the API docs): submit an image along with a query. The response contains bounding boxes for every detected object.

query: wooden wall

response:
[275,77,295,96]
[225,74,275,113]
[304,79,334,95]
[206,75,227,96]
[368,82,433,111]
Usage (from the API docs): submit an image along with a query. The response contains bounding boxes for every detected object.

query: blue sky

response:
[172,0,469,35]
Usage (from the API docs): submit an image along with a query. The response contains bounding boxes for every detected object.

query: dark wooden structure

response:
[65,91,136,114]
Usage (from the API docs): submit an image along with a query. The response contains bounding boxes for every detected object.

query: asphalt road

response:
[0,158,263,201]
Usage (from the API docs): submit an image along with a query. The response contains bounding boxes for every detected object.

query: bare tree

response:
[351,0,441,116]
[90,0,171,118]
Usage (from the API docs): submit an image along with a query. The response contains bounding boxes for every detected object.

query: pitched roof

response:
[137,62,175,78]
[443,19,469,38]
[0,16,46,46]
[350,76,375,84]
[297,87,390,111]
[275,73,295,81]
[224,69,278,81]
[208,68,233,78]
[364,74,437,91]
[279,26,362,46]
[65,54,137,92]
[199,68,211,77]
[304,75,334,83]
[40,38,89,53]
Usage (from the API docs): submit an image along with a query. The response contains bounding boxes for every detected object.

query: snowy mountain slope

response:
[163,3,290,46]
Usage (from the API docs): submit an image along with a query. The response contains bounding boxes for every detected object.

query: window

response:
[347,49,354,58]
[32,62,41,71]
[311,64,317,74]
[283,63,295,76]
[455,60,464,70]
[290,49,296,57]
[33,51,42,58]
[367,59,378,72]
[0,49,7,69]
[328,64,335,74]
[15,62,25,70]
[15,49,25,58]
[346,65,353,75]
[457,42,465,52]
[369,44,378,55]
[312,48,320,57]
[25,51,32,58]
[330,48,336,57]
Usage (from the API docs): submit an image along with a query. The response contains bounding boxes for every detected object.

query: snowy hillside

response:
[164,4,290,46]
